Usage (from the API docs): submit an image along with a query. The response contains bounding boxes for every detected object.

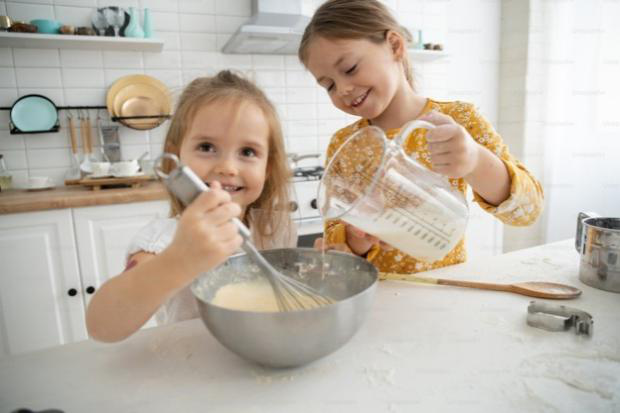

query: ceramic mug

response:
[30,19,61,34]
[91,161,111,176]
[111,160,139,177]
[28,176,53,189]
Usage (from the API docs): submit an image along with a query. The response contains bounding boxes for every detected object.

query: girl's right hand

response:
[315,224,389,257]
[345,224,381,256]
[166,181,243,278]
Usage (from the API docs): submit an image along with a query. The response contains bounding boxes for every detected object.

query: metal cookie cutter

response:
[526,301,593,336]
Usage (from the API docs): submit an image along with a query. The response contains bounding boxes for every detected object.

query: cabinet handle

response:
[86,286,96,294]
[67,288,78,297]
[310,198,318,209]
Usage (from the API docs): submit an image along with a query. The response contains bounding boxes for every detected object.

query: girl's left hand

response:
[419,111,482,179]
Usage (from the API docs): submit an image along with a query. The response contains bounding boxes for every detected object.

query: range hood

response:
[222,0,311,55]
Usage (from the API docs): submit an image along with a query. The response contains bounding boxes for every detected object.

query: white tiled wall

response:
[500,0,620,249]
[1,0,501,197]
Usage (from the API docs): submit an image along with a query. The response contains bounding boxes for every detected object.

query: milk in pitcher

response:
[343,200,466,262]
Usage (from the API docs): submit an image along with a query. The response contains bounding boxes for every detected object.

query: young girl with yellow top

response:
[86,71,295,342]
[298,0,544,274]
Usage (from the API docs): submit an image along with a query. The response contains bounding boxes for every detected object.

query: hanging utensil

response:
[65,111,81,180]
[79,110,93,174]
[98,112,121,162]
[84,110,98,164]
[95,111,111,162]
[380,272,582,299]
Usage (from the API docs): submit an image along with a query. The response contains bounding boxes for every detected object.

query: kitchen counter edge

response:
[0,181,169,214]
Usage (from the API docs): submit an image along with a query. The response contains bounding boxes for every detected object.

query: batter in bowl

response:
[211,277,326,312]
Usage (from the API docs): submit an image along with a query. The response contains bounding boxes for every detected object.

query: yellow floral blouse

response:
[323,99,544,274]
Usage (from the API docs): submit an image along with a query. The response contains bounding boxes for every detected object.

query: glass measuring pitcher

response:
[317,120,469,262]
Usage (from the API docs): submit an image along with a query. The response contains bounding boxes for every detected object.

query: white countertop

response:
[1,239,619,412]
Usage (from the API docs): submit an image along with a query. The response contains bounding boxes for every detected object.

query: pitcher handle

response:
[575,211,599,253]
[394,120,436,148]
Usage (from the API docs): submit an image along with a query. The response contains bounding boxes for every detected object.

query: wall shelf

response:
[408,49,448,61]
[0,32,163,52]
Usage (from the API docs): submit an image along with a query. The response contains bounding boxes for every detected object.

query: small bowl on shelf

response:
[59,25,75,35]
[8,21,37,33]
[30,19,61,34]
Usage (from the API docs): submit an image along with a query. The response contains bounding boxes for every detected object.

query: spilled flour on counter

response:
[363,365,396,387]
[519,352,620,401]
[378,344,398,357]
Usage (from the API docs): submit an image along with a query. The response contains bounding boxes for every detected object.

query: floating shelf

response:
[0,32,163,52]
[407,49,448,61]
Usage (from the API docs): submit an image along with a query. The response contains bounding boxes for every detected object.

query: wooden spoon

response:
[65,116,81,180]
[79,114,93,174]
[380,272,582,299]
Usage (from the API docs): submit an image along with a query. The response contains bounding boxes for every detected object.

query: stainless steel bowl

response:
[191,248,378,368]
[576,212,620,293]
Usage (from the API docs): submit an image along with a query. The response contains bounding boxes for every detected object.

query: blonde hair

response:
[298,0,415,89]
[161,70,292,247]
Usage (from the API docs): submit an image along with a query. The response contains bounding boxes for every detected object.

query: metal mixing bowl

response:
[191,248,378,368]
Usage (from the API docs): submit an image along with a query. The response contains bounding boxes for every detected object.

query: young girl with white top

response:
[86,71,295,342]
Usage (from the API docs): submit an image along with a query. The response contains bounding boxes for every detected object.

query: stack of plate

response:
[10,95,59,133]
[106,75,171,130]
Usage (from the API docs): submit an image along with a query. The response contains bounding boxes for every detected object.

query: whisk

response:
[154,153,333,311]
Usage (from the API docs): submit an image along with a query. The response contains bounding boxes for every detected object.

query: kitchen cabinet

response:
[0,208,84,357]
[0,200,169,358]
[72,201,169,307]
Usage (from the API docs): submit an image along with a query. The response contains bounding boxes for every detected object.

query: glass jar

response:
[0,154,12,191]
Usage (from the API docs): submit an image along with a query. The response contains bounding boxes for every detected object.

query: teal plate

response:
[10,95,58,132]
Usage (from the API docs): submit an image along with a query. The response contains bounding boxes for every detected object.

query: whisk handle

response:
[162,164,252,240]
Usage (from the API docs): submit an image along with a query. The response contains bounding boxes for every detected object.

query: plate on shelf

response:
[113,83,169,130]
[106,74,171,130]
[10,95,59,133]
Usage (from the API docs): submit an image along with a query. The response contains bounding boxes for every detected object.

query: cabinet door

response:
[0,209,86,357]
[72,201,169,318]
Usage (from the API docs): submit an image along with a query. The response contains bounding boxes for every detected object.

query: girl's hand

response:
[419,111,482,179]
[166,181,243,278]
[345,224,381,256]
[314,224,392,257]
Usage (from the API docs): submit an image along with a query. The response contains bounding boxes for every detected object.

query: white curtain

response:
[527,0,620,243]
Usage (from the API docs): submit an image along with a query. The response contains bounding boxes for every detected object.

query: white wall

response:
[498,0,620,250]
[536,0,620,243]
[0,0,503,255]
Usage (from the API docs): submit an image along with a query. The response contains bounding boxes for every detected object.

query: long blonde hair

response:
[298,0,415,88]
[161,70,292,246]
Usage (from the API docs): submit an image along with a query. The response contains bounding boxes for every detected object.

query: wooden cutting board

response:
[65,174,155,191]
